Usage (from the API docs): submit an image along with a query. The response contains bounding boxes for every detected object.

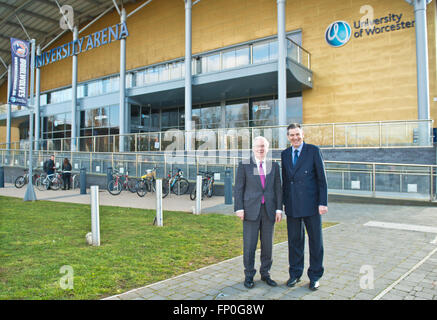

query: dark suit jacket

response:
[281,143,328,218]
[234,157,282,221]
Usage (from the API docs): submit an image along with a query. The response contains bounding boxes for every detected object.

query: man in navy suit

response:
[281,123,328,291]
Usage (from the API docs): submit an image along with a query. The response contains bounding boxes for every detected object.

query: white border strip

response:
[373,246,437,300]
[364,221,437,234]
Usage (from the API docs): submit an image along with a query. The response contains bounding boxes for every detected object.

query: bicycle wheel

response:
[73,175,79,189]
[162,178,170,198]
[172,178,189,195]
[35,177,45,191]
[108,180,122,195]
[127,178,138,193]
[190,187,196,200]
[15,176,26,188]
[136,181,147,197]
[50,178,61,190]
[206,181,214,198]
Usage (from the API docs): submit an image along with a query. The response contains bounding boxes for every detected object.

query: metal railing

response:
[1,119,433,152]
[1,149,436,202]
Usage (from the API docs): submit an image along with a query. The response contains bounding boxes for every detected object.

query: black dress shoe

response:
[309,280,320,291]
[261,275,277,287]
[286,277,301,287]
[244,278,254,289]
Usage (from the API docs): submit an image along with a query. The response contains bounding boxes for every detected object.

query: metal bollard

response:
[90,186,100,246]
[224,169,233,205]
[155,179,163,226]
[0,166,4,188]
[107,167,113,190]
[196,175,202,214]
[80,168,87,194]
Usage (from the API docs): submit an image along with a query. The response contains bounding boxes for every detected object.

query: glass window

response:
[65,112,72,132]
[92,108,102,127]
[40,94,48,105]
[235,47,249,67]
[109,105,119,128]
[158,65,169,82]
[84,109,94,128]
[53,113,65,132]
[101,107,109,127]
[169,62,182,80]
[269,41,278,60]
[131,105,141,126]
[146,67,159,83]
[192,108,201,129]
[202,53,220,73]
[200,105,221,129]
[225,102,249,128]
[161,109,179,130]
[141,107,150,127]
[78,84,86,98]
[222,50,236,69]
[253,41,269,64]
[135,70,145,87]
[88,80,102,96]
[151,109,160,131]
[286,96,303,124]
[251,98,277,127]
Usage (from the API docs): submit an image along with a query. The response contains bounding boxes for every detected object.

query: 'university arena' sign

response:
[36,22,129,68]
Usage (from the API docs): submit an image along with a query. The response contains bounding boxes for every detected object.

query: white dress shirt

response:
[236,157,282,215]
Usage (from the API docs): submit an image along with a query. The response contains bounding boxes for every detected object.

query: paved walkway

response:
[1,184,436,300]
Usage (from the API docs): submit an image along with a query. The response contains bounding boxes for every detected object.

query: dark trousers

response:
[62,173,71,189]
[243,204,275,279]
[287,214,324,282]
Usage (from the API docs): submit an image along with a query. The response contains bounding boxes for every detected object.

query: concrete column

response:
[277,0,288,148]
[412,0,432,145]
[119,8,127,152]
[6,64,11,149]
[71,27,78,152]
[35,45,41,151]
[185,0,193,151]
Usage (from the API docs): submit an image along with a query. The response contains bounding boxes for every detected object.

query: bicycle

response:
[35,171,62,191]
[137,167,158,197]
[162,168,189,198]
[190,171,215,200]
[14,169,40,188]
[59,171,79,190]
[107,169,138,195]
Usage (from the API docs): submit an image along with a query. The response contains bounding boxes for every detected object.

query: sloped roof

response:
[0,0,138,87]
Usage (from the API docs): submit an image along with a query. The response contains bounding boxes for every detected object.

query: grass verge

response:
[0,195,337,299]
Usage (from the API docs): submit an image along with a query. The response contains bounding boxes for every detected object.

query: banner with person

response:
[9,38,30,107]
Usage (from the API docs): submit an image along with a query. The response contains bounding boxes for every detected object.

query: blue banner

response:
[9,38,30,107]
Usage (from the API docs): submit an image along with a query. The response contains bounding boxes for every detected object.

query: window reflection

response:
[225,102,249,128]
[252,99,277,127]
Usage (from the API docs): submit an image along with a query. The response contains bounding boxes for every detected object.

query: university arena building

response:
[0,0,436,154]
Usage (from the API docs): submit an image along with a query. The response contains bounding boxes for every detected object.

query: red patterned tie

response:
[259,161,265,204]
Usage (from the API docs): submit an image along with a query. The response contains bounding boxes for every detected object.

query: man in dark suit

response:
[234,136,283,289]
[281,123,328,291]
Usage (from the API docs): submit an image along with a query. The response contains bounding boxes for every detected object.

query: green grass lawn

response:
[0,195,337,300]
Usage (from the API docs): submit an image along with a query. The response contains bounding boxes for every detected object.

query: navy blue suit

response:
[281,142,327,282]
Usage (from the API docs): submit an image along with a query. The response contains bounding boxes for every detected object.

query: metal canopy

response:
[0,0,140,87]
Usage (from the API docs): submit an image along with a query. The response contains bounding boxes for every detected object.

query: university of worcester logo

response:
[325,21,352,47]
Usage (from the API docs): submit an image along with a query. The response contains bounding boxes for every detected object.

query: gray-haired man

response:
[234,136,283,289]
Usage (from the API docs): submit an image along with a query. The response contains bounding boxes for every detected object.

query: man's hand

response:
[319,205,328,215]
[275,212,282,223]
[235,210,244,221]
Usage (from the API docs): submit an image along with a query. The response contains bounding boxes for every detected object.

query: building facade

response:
[0,0,436,151]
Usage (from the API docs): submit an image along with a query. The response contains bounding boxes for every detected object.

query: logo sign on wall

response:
[9,38,30,106]
[325,21,352,47]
